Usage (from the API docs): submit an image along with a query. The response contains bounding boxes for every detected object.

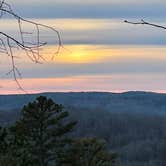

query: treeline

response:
[0,96,117,166]
[69,108,166,166]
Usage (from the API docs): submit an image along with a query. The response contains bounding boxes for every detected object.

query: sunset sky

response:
[1,0,166,94]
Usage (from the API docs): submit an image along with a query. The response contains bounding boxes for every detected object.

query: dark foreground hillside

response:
[1,91,166,166]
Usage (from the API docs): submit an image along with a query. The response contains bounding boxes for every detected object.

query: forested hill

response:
[1,91,166,166]
[0,91,166,113]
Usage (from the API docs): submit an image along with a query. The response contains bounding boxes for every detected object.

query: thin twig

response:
[124,19,166,30]
[0,0,62,91]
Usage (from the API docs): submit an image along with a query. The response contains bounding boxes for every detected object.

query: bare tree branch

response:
[0,0,62,91]
[124,19,166,30]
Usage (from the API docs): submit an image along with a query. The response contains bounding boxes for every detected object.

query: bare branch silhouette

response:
[124,19,166,30]
[0,0,62,90]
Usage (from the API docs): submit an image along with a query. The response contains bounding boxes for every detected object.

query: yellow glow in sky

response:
[11,44,166,66]
[55,45,109,63]
[40,45,166,64]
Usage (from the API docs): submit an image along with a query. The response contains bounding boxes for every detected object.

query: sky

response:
[10,0,166,19]
[1,0,166,94]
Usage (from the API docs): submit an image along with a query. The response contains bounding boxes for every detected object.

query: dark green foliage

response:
[0,126,8,154]
[59,137,117,166]
[0,127,9,165]
[0,127,26,165]
[11,96,77,166]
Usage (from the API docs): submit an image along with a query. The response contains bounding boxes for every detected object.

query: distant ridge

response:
[0,91,166,113]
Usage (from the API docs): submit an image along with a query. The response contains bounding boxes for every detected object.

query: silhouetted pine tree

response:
[12,96,76,166]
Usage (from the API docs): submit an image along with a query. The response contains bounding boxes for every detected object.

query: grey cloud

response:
[2,18,166,45]
[10,0,166,5]
[11,3,166,19]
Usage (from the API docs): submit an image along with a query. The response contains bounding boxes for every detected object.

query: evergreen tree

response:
[59,137,118,166]
[0,126,8,154]
[12,96,76,166]
[0,126,8,165]
[0,127,22,165]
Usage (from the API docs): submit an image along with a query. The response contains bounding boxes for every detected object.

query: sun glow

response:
[13,44,166,66]
[42,45,114,64]
[41,45,166,64]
